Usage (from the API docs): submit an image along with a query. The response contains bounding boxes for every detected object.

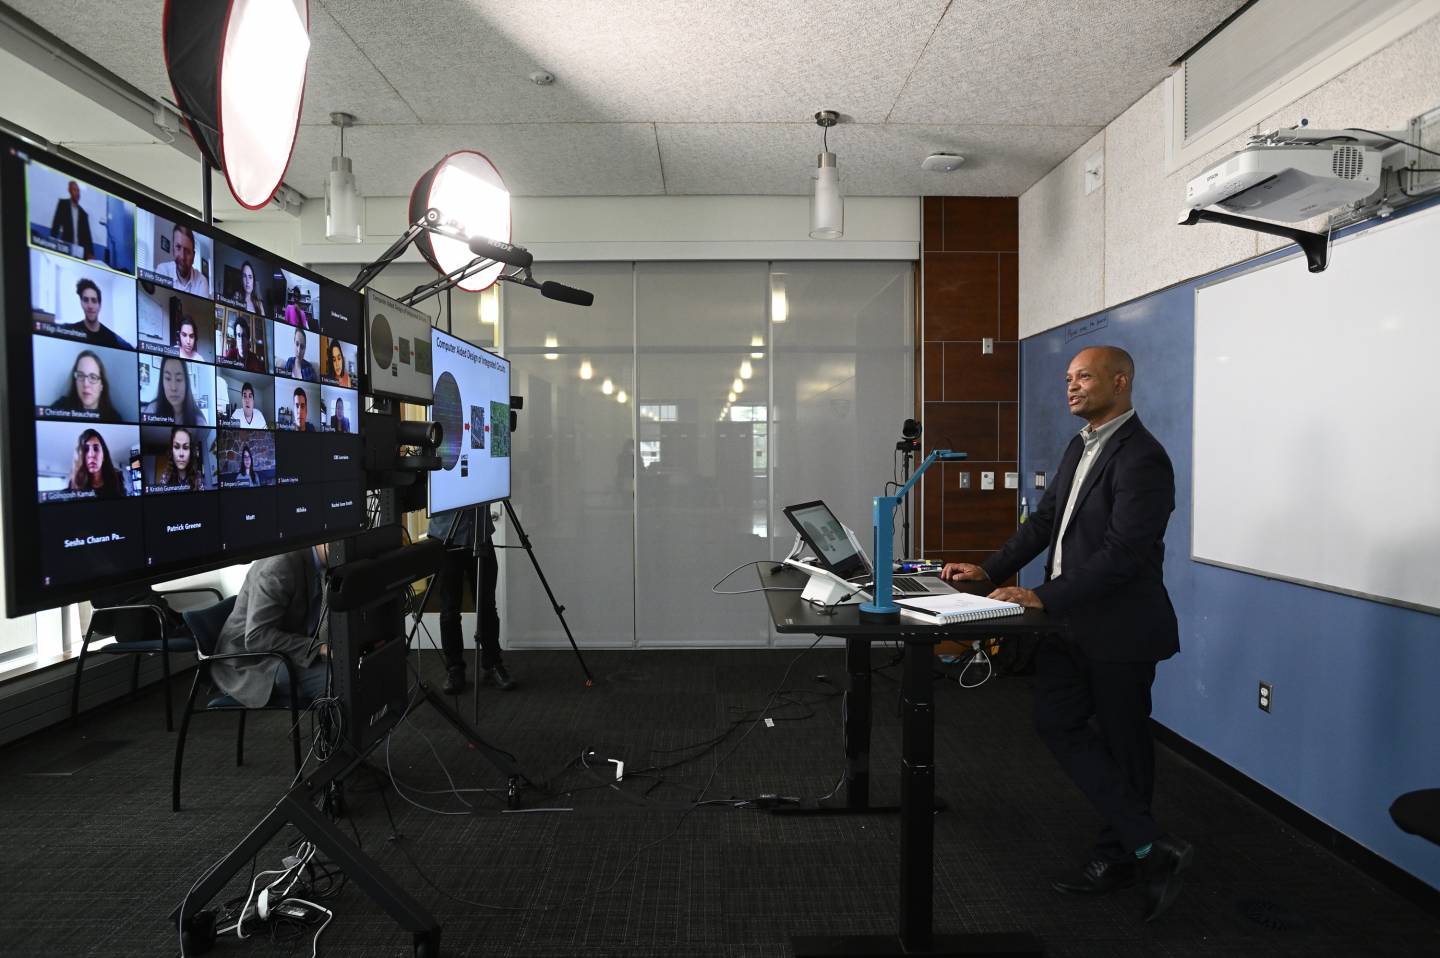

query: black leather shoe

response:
[1143,834,1194,922]
[1051,858,1138,895]
[442,666,467,695]
[479,665,516,691]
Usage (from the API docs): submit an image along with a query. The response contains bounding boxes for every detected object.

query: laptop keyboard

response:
[891,576,931,595]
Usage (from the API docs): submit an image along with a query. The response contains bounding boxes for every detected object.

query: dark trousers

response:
[434,544,501,671]
[1033,635,1161,861]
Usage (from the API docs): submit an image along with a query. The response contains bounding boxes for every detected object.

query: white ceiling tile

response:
[889,0,1247,126]
[657,123,1098,196]
[289,122,666,197]
[5,0,1244,197]
[318,0,950,123]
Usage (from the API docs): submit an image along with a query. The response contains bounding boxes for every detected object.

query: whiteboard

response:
[1193,204,1440,614]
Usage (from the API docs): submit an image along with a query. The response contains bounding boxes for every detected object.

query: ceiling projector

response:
[1184,140,1382,222]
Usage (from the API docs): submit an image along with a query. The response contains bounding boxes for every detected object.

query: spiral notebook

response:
[895,591,1024,624]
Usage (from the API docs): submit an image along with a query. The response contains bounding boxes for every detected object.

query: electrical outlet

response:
[1258,681,1272,713]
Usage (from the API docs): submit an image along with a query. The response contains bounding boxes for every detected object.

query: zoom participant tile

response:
[276,483,326,540]
[318,479,365,534]
[142,491,221,567]
[221,486,278,554]
[37,500,145,588]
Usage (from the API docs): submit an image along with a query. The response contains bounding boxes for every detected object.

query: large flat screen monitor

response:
[364,288,433,403]
[429,329,510,514]
[0,131,367,615]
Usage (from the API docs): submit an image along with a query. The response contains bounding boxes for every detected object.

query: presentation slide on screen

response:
[430,329,510,514]
[364,288,433,402]
[3,143,368,607]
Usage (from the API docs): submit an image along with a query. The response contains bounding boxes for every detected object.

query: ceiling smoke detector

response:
[529,70,555,86]
[921,153,965,173]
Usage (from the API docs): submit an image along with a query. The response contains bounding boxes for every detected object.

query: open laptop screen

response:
[782,500,869,580]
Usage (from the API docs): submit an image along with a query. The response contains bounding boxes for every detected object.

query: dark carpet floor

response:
[1,647,1436,957]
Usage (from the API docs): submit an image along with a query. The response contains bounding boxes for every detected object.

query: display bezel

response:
[0,130,367,616]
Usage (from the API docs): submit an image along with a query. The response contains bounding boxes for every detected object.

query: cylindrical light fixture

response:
[409,150,511,292]
[164,0,312,210]
[809,110,843,239]
[325,112,362,242]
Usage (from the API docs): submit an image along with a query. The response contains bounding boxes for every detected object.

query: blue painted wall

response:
[1017,204,1440,892]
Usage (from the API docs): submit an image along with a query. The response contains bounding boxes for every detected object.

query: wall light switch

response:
[1034,472,1047,489]
[980,471,995,490]
[982,337,994,355]
[1004,471,1018,489]
[958,471,971,490]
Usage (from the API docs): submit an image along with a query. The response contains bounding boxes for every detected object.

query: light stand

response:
[859,449,968,622]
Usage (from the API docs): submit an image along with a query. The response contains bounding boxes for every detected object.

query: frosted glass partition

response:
[449,260,914,650]
[769,262,915,599]
[634,262,772,647]
[505,264,637,648]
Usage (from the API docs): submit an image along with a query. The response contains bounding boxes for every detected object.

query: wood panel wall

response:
[918,197,1019,575]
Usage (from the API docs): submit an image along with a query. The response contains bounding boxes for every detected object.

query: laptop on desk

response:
[782,500,953,600]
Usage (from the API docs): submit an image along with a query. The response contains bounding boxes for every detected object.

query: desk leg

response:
[840,636,872,810]
[791,640,1044,957]
[899,638,935,948]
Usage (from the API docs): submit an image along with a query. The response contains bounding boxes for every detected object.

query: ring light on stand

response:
[164,0,312,210]
[408,151,512,292]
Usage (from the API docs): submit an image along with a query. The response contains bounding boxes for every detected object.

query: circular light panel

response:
[409,151,511,292]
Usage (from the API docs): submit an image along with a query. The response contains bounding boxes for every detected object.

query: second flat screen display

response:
[429,329,510,514]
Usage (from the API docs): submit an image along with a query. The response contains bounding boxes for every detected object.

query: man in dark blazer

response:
[210,546,329,708]
[942,345,1192,922]
[50,180,94,259]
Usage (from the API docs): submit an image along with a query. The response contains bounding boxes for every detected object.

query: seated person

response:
[156,426,206,491]
[236,261,266,317]
[280,327,317,382]
[175,316,202,360]
[326,341,352,387]
[50,350,122,421]
[224,316,266,373]
[230,443,260,486]
[67,428,127,498]
[290,387,315,432]
[59,278,132,349]
[330,397,351,433]
[142,356,207,425]
[210,545,330,708]
[231,381,267,429]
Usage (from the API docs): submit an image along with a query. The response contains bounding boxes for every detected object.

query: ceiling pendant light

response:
[325,112,362,242]
[809,110,843,239]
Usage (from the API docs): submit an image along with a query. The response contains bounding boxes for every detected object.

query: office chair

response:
[69,586,222,731]
[171,595,305,812]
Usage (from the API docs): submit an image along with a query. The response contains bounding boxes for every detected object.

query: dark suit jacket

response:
[210,550,323,707]
[982,414,1179,663]
[50,199,93,254]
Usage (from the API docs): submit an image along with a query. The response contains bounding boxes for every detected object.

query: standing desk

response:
[758,565,1051,957]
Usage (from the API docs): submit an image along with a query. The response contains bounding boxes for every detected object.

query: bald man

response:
[942,345,1190,921]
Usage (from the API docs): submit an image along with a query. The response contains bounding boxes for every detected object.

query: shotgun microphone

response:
[540,281,594,307]
[466,235,532,269]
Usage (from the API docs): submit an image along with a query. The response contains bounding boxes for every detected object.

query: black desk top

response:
[757,566,1059,640]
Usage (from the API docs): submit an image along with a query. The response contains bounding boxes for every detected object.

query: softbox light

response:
[164,0,311,210]
[408,151,512,292]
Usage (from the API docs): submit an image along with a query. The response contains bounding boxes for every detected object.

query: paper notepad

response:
[895,592,1024,624]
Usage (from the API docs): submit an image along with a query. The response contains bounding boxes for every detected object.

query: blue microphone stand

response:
[859,449,968,621]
